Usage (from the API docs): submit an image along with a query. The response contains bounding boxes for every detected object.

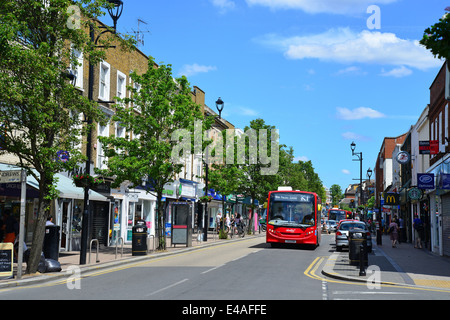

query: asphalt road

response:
[1,234,449,304]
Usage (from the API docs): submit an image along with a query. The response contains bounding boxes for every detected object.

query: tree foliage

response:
[420,9,450,62]
[0,0,132,273]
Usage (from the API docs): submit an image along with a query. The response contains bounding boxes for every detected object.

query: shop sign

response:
[179,183,196,198]
[383,192,399,205]
[127,192,139,202]
[395,151,410,164]
[0,170,22,184]
[418,173,435,189]
[419,140,439,155]
[408,188,422,200]
[440,173,450,189]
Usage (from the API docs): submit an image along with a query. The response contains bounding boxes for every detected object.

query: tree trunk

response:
[26,197,51,274]
[156,193,166,251]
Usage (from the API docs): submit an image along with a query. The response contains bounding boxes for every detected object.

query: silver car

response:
[326,220,337,233]
[335,221,372,252]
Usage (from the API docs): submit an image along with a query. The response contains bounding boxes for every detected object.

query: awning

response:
[0,163,108,202]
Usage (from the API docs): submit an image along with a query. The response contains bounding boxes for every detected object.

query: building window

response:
[97,121,110,170]
[117,71,126,103]
[99,61,110,101]
[71,47,83,89]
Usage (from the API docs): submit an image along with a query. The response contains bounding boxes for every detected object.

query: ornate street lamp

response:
[106,0,124,32]
[350,141,363,208]
[216,97,224,119]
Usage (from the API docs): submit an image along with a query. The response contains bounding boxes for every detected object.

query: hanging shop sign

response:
[418,173,435,189]
[395,151,410,164]
[408,187,423,200]
[383,192,399,206]
[439,173,450,189]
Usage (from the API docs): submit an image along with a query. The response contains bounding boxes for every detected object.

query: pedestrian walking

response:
[388,219,399,248]
[413,214,424,249]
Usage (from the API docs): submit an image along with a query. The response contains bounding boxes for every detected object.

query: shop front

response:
[124,189,156,243]
[53,174,109,251]
[0,163,109,252]
[424,156,450,256]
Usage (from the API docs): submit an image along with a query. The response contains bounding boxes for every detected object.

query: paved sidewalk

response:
[0,231,262,289]
[322,234,450,290]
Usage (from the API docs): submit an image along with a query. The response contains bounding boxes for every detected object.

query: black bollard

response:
[359,243,366,276]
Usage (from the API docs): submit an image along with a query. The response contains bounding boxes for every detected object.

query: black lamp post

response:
[216,97,224,119]
[367,168,373,202]
[350,142,363,211]
[79,1,123,265]
[203,160,209,242]
[107,0,124,32]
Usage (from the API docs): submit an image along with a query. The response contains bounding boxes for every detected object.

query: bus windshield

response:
[268,192,315,228]
[328,210,346,222]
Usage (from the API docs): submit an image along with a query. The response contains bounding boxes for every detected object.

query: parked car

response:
[335,220,372,252]
[326,220,337,233]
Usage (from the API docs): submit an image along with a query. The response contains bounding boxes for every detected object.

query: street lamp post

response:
[366,168,373,221]
[201,98,225,241]
[350,142,363,214]
[216,97,224,119]
[203,160,209,242]
[79,0,124,265]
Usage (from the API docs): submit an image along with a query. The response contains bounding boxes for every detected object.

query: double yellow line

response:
[304,257,325,281]
[304,256,450,294]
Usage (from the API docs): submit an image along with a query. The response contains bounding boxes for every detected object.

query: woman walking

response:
[388,219,399,248]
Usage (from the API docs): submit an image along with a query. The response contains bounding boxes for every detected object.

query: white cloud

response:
[239,107,258,116]
[211,0,236,13]
[380,66,413,78]
[294,155,309,162]
[342,169,351,175]
[342,131,370,141]
[245,0,397,15]
[179,63,217,77]
[334,66,367,76]
[336,107,386,120]
[257,28,442,70]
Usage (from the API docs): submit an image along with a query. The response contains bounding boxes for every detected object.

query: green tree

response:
[238,119,280,231]
[98,57,211,250]
[420,9,450,63]
[0,0,131,273]
[295,160,326,200]
[329,184,344,206]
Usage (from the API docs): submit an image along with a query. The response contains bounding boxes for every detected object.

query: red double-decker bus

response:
[266,187,321,248]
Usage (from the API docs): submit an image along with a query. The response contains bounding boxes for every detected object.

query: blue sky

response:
[104,0,446,191]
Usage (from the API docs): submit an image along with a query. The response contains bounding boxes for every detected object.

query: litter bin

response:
[132,220,147,256]
[43,225,60,261]
[348,229,368,266]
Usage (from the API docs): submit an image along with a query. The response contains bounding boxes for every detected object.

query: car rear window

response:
[339,223,366,231]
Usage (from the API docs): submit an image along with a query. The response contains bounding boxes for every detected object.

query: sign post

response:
[17,169,26,279]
